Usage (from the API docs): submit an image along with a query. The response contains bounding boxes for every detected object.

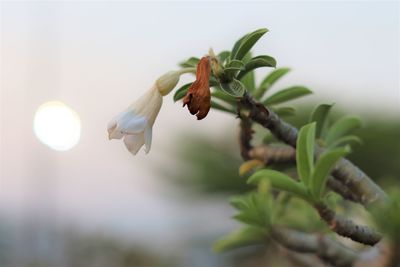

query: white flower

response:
[108,85,162,155]
[108,68,195,155]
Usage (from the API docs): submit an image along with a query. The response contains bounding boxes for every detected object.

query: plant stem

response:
[248,144,361,203]
[315,203,382,246]
[271,227,358,267]
[239,93,387,206]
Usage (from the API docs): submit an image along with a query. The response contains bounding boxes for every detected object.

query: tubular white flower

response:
[108,85,162,155]
[108,68,195,155]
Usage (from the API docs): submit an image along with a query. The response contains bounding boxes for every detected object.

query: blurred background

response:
[1,1,399,266]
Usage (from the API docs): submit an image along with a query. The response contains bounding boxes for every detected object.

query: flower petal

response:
[144,126,152,154]
[108,112,126,139]
[109,128,125,139]
[119,114,147,135]
[123,133,145,155]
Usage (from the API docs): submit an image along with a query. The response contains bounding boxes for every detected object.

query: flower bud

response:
[156,71,180,96]
[209,48,224,79]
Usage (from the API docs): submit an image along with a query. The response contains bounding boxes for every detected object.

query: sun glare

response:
[33,101,81,151]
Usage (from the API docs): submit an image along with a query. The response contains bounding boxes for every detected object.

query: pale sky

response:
[1,1,399,247]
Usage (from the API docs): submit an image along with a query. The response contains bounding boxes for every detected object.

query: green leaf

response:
[241,51,253,64]
[239,53,256,91]
[240,72,256,92]
[237,55,277,80]
[248,170,309,200]
[231,28,269,60]
[296,122,316,187]
[220,78,245,97]
[272,106,296,117]
[218,51,231,64]
[223,60,245,80]
[210,100,235,114]
[230,196,250,210]
[209,76,219,87]
[327,135,363,149]
[225,59,245,69]
[311,147,350,200]
[231,33,250,61]
[255,68,291,99]
[325,117,362,146]
[173,83,191,102]
[211,90,236,105]
[179,57,199,68]
[232,193,271,228]
[309,103,334,139]
[213,226,266,252]
[263,86,312,106]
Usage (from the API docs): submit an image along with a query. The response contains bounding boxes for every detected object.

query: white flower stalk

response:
[108,68,194,155]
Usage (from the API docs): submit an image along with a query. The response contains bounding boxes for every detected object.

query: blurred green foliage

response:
[163,136,251,194]
[371,188,400,242]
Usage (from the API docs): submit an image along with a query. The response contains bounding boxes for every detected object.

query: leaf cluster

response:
[248,122,350,203]
[174,29,312,116]
[310,104,362,149]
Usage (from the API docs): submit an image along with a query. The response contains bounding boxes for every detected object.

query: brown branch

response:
[239,93,387,206]
[326,177,361,203]
[271,227,358,267]
[315,204,382,246]
[248,144,296,165]
[239,115,253,160]
[237,97,382,245]
[331,158,386,206]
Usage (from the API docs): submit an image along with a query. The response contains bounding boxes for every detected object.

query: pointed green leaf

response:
[226,59,245,69]
[231,33,250,60]
[241,51,253,64]
[240,72,256,92]
[272,106,296,117]
[240,53,256,91]
[327,135,363,149]
[237,55,277,80]
[213,226,266,252]
[255,68,291,99]
[263,86,312,106]
[231,192,271,228]
[223,59,245,79]
[325,117,362,146]
[211,90,236,105]
[248,170,309,200]
[179,57,199,68]
[296,122,316,187]
[231,28,269,60]
[311,147,350,199]
[220,78,245,97]
[210,100,235,114]
[173,83,191,102]
[309,103,334,139]
[230,196,249,210]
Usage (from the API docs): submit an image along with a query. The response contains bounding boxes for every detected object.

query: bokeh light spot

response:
[33,101,81,151]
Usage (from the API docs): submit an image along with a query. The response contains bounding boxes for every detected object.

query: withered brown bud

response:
[183,56,211,120]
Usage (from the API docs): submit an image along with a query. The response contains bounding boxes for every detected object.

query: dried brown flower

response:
[183,56,211,120]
